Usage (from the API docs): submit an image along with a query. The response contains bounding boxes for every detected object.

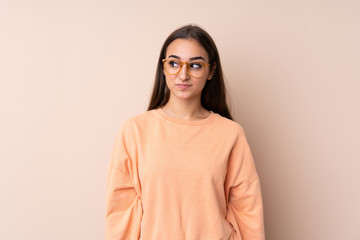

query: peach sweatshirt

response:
[105,108,265,240]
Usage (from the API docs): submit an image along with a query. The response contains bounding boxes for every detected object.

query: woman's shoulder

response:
[112,110,154,139]
[120,109,155,127]
[118,109,162,134]
[212,114,252,147]
[214,113,245,134]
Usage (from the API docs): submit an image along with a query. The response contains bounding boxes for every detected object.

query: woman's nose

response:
[178,64,190,80]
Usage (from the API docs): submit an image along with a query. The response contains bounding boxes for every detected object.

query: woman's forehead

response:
[165,38,208,61]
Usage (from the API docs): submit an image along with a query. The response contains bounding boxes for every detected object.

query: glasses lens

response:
[188,62,206,78]
[164,59,181,74]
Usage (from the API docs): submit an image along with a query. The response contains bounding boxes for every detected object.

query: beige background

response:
[1,0,359,239]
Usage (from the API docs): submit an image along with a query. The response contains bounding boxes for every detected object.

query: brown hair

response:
[147,24,233,120]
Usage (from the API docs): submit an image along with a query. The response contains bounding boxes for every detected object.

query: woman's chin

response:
[172,92,197,100]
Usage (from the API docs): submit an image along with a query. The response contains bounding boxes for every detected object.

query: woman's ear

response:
[207,62,217,80]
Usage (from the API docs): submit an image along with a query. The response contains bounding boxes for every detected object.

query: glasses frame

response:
[162,58,211,78]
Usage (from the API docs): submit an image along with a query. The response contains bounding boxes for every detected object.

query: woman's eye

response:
[190,62,203,70]
[169,61,179,67]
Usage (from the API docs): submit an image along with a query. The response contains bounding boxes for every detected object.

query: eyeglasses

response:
[162,58,211,78]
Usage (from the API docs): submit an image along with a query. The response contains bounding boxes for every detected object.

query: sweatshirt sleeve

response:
[105,121,142,240]
[224,126,265,240]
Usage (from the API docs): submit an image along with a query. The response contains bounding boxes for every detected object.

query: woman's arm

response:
[105,122,142,240]
[224,126,265,240]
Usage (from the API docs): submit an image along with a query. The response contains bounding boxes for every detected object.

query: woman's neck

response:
[161,97,210,120]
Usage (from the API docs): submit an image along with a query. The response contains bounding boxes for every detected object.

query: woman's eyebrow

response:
[168,55,180,59]
[168,55,205,61]
[189,56,205,61]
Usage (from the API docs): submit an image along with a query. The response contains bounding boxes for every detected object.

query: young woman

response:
[105,24,265,240]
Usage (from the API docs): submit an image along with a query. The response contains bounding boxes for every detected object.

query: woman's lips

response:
[176,84,191,89]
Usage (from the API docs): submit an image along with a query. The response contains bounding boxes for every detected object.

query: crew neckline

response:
[153,108,217,126]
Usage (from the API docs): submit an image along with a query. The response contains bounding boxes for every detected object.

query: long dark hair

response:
[147,24,233,120]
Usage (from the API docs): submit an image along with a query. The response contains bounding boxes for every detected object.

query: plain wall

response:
[0,0,359,239]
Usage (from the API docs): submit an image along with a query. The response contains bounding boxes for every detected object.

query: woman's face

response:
[163,38,214,102]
